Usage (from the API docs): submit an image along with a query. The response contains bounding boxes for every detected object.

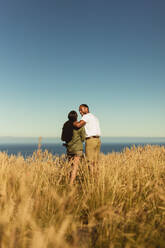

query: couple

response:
[61,104,101,183]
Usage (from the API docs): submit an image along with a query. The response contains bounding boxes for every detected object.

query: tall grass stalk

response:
[0,145,165,247]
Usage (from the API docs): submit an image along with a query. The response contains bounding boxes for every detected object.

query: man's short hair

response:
[68,111,78,122]
[80,104,89,110]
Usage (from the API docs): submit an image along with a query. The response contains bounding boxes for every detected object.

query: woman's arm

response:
[80,127,86,142]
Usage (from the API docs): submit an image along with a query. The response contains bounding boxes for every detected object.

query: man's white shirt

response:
[81,113,101,138]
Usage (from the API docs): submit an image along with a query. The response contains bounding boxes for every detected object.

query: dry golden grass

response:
[0,145,165,248]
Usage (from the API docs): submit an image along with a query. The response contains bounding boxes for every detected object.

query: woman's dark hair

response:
[68,111,78,122]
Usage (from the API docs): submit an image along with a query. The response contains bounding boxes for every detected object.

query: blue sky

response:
[0,0,165,137]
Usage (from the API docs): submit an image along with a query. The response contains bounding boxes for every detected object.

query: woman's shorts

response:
[67,150,83,160]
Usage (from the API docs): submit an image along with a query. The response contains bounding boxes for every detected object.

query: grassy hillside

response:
[0,145,165,248]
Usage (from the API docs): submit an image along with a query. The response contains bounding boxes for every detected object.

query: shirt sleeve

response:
[81,114,89,123]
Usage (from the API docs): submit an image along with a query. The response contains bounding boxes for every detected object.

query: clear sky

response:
[0,0,165,137]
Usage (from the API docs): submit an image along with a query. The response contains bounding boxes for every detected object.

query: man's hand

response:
[73,120,86,128]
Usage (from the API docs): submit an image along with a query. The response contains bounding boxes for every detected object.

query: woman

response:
[61,111,85,184]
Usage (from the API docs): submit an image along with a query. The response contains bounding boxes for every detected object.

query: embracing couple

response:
[61,104,101,176]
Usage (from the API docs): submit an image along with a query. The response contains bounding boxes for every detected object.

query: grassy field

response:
[0,145,165,248]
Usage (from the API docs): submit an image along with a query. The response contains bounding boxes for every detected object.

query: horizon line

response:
[0,136,165,139]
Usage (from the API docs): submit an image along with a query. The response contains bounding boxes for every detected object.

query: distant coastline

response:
[0,136,165,144]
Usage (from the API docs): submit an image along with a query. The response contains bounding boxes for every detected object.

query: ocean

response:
[0,142,165,158]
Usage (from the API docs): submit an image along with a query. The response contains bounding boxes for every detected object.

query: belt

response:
[86,136,100,140]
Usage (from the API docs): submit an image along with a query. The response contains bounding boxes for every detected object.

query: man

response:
[73,104,101,163]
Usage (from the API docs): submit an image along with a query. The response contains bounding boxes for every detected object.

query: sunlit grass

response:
[0,145,165,247]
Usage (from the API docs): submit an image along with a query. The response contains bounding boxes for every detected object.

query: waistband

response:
[86,136,100,140]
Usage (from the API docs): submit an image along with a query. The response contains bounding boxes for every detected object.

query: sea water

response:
[0,142,164,158]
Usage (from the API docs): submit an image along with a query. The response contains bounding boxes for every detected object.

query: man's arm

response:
[73,120,86,128]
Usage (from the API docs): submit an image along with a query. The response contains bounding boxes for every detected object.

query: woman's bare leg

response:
[70,156,80,185]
